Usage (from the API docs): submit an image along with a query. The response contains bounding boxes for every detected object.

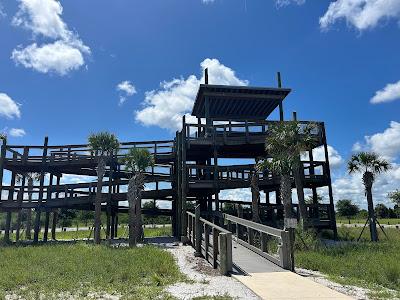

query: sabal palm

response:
[0,133,6,142]
[88,132,119,244]
[16,172,41,240]
[348,152,390,242]
[123,148,154,247]
[258,121,317,228]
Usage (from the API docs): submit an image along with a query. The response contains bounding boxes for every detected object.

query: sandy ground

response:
[165,244,260,300]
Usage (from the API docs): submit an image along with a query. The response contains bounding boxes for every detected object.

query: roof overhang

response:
[191,84,291,120]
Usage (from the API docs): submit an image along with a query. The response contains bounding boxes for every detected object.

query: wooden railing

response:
[187,162,328,183]
[185,120,323,143]
[3,140,175,165]
[186,206,232,275]
[218,212,292,270]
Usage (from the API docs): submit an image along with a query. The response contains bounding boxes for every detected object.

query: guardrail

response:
[216,212,293,270]
[186,206,232,275]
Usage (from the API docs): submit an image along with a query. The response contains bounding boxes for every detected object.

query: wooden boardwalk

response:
[231,241,353,300]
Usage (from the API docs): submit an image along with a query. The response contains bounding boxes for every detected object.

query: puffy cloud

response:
[11,0,90,75]
[116,80,137,105]
[370,80,400,104]
[135,58,248,131]
[353,121,400,161]
[332,163,400,208]
[11,41,89,75]
[0,93,21,119]
[9,128,26,137]
[313,145,343,168]
[320,0,400,31]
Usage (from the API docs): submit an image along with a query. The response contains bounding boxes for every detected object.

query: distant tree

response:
[348,152,391,242]
[0,133,6,142]
[375,204,389,219]
[336,199,359,219]
[88,132,119,244]
[388,190,400,206]
[58,209,77,228]
[356,209,368,219]
[123,148,154,247]
[78,211,95,227]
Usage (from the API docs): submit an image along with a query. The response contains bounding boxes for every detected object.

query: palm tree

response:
[348,152,390,242]
[15,172,41,240]
[123,148,154,247]
[0,133,6,142]
[88,132,119,244]
[257,121,317,229]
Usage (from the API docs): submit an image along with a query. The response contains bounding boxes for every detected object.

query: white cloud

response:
[353,121,400,161]
[370,80,400,104]
[320,0,400,31]
[275,0,305,8]
[202,0,215,3]
[135,58,248,131]
[9,128,26,137]
[11,0,90,75]
[313,145,343,168]
[0,93,21,119]
[116,80,137,105]
[11,41,88,75]
[332,163,400,208]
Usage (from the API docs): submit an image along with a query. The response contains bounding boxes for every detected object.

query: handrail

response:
[186,208,232,275]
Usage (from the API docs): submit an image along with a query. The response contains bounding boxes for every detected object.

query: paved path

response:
[231,240,353,300]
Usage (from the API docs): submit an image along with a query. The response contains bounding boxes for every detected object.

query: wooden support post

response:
[4,153,17,243]
[277,72,284,121]
[51,176,61,240]
[322,124,338,239]
[181,116,188,241]
[194,204,202,257]
[212,227,218,269]
[236,205,243,238]
[33,136,49,243]
[43,173,53,242]
[15,175,26,242]
[219,232,232,275]
[0,139,7,240]
[279,230,292,270]
[205,68,209,84]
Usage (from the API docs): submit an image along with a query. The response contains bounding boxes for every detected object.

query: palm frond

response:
[123,148,154,173]
[88,132,119,156]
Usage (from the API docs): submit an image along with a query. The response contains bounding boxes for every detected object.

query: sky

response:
[1,0,400,208]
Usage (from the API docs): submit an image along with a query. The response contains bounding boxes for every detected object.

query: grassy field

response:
[296,227,400,299]
[0,225,172,242]
[0,243,185,299]
[336,218,400,225]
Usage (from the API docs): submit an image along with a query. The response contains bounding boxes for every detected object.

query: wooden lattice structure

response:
[0,72,337,242]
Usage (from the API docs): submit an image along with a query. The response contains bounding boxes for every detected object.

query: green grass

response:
[0,243,185,299]
[336,218,400,225]
[0,225,172,242]
[296,227,400,299]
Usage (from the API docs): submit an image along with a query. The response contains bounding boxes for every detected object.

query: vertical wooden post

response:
[181,116,188,241]
[51,176,61,240]
[279,230,292,270]
[4,153,17,243]
[194,204,202,257]
[277,72,284,121]
[43,173,53,242]
[205,68,209,84]
[322,123,338,239]
[15,175,26,242]
[33,136,49,243]
[219,232,232,275]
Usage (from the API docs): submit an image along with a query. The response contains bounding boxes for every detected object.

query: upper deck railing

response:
[183,120,324,144]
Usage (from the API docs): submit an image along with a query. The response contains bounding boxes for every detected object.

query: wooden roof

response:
[191,84,291,119]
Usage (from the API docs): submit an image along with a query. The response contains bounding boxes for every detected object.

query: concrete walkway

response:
[231,240,353,300]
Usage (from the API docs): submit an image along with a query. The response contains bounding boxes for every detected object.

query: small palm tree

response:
[16,172,41,240]
[348,152,390,242]
[0,133,6,142]
[258,121,317,229]
[123,148,154,247]
[88,132,119,244]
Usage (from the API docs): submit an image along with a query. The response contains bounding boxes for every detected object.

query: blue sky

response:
[1,0,400,208]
